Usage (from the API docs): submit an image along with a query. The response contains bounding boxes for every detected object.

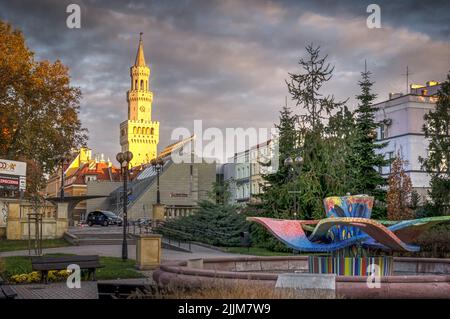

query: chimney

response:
[389,92,403,100]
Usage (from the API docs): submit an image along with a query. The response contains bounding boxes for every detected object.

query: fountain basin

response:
[153,256,450,298]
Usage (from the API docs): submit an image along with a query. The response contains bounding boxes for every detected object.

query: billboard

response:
[0,159,27,191]
[0,159,27,176]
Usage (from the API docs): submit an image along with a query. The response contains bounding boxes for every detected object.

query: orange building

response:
[45,147,121,223]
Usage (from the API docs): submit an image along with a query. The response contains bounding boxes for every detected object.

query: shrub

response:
[9,269,71,284]
[156,200,247,247]
[414,224,450,258]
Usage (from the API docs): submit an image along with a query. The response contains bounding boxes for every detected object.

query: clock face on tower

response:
[140,106,145,112]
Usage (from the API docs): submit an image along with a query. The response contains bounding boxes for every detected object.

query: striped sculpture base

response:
[308,256,394,276]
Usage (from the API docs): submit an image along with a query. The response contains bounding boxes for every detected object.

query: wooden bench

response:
[0,285,17,299]
[0,277,17,299]
[31,255,104,283]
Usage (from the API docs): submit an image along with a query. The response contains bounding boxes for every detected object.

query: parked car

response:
[134,217,151,227]
[86,211,123,227]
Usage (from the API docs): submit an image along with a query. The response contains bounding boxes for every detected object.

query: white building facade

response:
[374,81,441,198]
[223,140,277,204]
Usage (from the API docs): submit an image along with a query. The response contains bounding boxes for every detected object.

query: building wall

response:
[86,181,122,214]
[225,140,275,204]
[374,92,438,197]
[127,161,216,219]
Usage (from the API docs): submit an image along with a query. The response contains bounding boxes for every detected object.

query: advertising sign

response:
[0,159,26,192]
[0,159,27,176]
[0,174,20,191]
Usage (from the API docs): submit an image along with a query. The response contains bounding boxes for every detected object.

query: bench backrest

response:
[31,255,102,271]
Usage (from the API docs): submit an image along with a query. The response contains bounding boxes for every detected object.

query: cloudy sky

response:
[1,0,449,163]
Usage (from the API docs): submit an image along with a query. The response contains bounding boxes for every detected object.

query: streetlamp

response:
[59,154,70,201]
[150,158,164,204]
[284,155,304,218]
[116,150,133,261]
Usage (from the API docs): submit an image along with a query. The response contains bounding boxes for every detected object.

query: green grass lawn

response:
[0,239,71,252]
[0,254,144,281]
[224,246,295,256]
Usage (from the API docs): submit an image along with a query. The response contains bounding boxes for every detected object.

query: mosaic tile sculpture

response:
[247,195,450,253]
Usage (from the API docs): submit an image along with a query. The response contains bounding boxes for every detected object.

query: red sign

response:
[0,174,19,190]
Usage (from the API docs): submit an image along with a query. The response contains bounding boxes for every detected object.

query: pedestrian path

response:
[0,243,239,261]
[11,281,98,299]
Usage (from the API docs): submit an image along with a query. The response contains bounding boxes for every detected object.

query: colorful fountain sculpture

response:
[247,195,450,276]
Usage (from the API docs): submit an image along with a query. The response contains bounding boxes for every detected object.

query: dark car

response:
[86,211,122,227]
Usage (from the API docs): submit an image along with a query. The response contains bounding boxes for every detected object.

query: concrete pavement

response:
[0,243,242,261]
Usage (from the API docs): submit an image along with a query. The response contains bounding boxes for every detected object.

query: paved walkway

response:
[0,227,245,299]
[0,243,239,261]
[11,281,99,299]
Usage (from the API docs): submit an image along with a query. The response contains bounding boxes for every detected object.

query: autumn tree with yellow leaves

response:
[387,153,414,220]
[0,21,87,196]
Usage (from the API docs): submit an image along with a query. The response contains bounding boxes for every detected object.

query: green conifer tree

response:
[350,64,389,217]
[420,72,450,215]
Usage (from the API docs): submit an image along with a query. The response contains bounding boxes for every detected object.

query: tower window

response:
[140,80,144,90]
[135,80,138,90]
[151,128,154,135]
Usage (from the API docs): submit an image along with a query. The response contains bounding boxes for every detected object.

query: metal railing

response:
[127,219,192,252]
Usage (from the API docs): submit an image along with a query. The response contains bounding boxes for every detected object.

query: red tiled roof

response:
[66,162,121,185]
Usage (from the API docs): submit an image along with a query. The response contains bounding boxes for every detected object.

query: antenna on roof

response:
[401,66,413,94]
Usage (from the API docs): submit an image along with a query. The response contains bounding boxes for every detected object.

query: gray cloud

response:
[0,0,449,163]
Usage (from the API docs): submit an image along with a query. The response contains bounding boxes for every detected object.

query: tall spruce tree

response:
[256,104,298,217]
[287,44,345,131]
[420,72,450,215]
[248,104,299,251]
[351,64,389,211]
[286,44,348,219]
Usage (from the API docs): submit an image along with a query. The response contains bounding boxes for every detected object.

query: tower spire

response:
[135,32,146,66]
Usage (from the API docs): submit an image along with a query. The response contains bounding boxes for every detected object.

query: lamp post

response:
[59,155,70,201]
[116,151,133,261]
[150,158,164,204]
[284,155,304,217]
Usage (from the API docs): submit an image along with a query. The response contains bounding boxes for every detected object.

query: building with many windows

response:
[374,81,441,198]
[222,140,276,204]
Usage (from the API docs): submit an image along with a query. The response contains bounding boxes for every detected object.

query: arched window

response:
[140,80,144,90]
[137,127,141,134]
[146,128,150,135]
[133,127,137,134]
[135,80,138,90]
[150,128,154,135]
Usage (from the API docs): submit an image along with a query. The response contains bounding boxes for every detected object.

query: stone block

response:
[187,258,204,269]
[135,233,162,270]
[276,273,336,299]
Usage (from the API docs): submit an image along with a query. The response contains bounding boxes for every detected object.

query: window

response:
[380,124,385,140]
[140,80,144,90]
[387,151,395,174]
[85,175,97,183]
